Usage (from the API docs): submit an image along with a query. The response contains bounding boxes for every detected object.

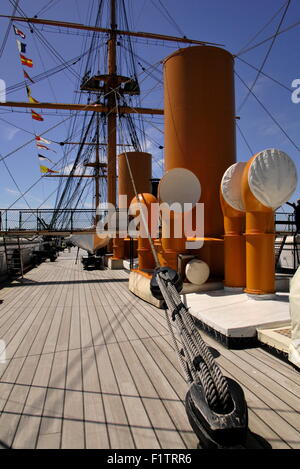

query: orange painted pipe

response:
[158,211,185,271]
[242,155,275,295]
[220,192,246,288]
[130,193,158,271]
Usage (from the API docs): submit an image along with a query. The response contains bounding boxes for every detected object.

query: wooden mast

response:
[107,0,117,207]
[95,111,100,212]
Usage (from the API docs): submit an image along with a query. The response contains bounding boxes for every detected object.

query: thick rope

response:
[157,271,232,413]
[156,273,224,411]
[167,281,232,411]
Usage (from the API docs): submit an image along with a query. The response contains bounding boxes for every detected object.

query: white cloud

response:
[61,161,87,175]
[0,125,20,141]
[5,187,42,204]
[5,187,19,195]
[83,201,93,209]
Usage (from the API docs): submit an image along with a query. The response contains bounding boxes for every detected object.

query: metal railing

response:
[0,208,296,235]
[275,211,296,233]
[0,209,98,232]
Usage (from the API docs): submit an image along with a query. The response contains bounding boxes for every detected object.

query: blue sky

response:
[0,0,300,213]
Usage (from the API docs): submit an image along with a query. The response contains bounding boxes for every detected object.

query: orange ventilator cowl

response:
[220,162,246,288]
[242,149,297,296]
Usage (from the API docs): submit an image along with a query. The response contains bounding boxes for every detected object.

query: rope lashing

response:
[152,267,232,414]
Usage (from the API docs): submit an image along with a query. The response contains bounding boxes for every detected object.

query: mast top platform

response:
[80,74,140,95]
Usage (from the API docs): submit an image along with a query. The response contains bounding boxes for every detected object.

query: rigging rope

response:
[34,0,62,18]
[236,0,289,56]
[236,70,300,153]
[0,0,19,58]
[236,56,291,93]
[150,0,186,38]
[236,122,254,156]
[235,19,300,57]
[238,0,291,111]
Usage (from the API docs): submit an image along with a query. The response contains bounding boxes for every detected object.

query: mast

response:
[107,0,117,207]
[95,111,100,212]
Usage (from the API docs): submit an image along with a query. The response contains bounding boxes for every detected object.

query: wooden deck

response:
[0,250,299,449]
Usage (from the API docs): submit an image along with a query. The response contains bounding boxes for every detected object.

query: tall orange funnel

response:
[163,46,236,237]
[113,151,152,260]
[118,151,152,209]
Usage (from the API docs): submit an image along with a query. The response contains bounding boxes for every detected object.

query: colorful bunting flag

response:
[14,24,59,175]
[37,143,56,152]
[29,96,39,104]
[23,70,34,83]
[31,110,44,121]
[38,154,53,164]
[16,40,26,53]
[26,85,39,104]
[13,25,26,39]
[20,54,33,68]
[40,165,59,174]
[36,136,52,144]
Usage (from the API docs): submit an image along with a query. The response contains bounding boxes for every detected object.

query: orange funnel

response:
[113,151,152,260]
[163,45,236,238]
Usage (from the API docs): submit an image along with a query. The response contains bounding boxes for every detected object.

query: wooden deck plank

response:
[0,276,54,357]
[61,270,85,449]
[82,270,136,449]
[233,349,300,408]
[0,384,29,447]
[130,339,197,448]
[103,394,135,449]
[37,388,64,448]
[61,391,85,449]
[247,347,300,385]
[247,409,290,449]
[1,273,60,362]
[107,342,160,448]
[10,268,74,449]
[91,276,187,448]
[113,280,170,337]
[0,382,13,413]
[36,357,65,448]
